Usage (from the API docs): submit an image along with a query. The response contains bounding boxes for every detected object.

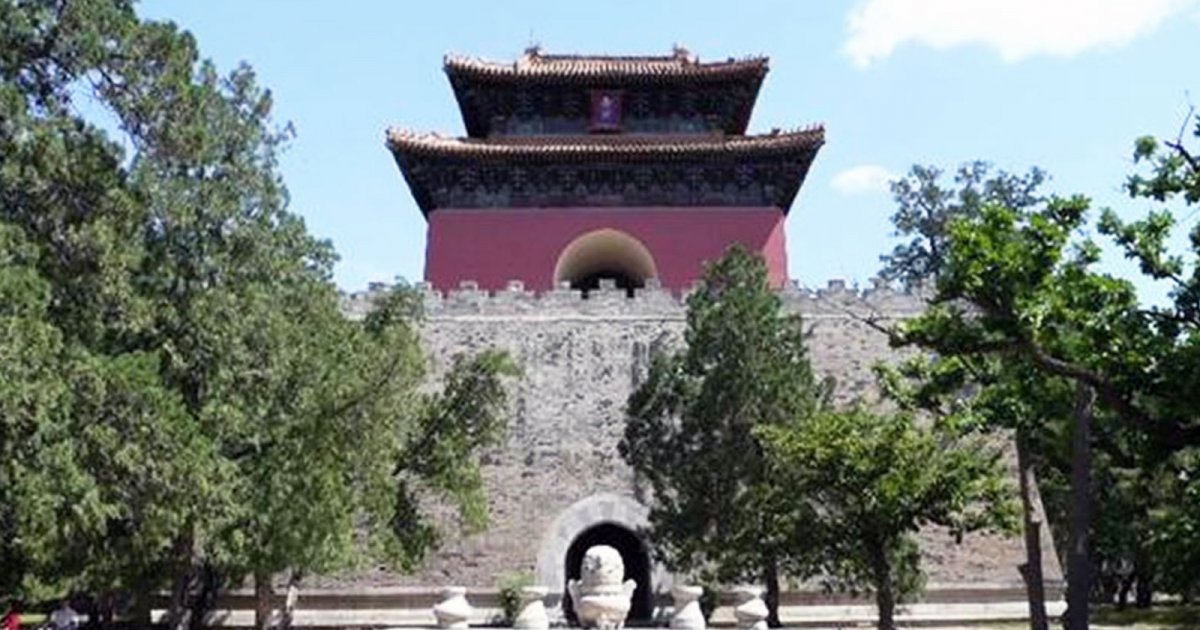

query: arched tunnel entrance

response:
[554,229,658,297]
[563,523,654,625]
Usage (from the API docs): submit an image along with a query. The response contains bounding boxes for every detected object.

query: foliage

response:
[619,245,830,624]
[1110,111,1200,600]
[878,109,1200,623]
[696,579,720,622]
[880,162,1047,289]
[876,159,1073,630]
[1093,603,1200,628]
[497,570,535,626]
[759,407,1016,630]
[1148,450,1200,595]
[0,0,518,621]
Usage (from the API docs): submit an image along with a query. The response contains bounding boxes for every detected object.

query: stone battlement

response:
[340,278,929,321]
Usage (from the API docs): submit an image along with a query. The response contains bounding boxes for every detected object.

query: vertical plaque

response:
[590,90,623,132]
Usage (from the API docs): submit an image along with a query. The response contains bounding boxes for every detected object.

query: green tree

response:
[1106,111,1200,602]
[759,407,1016,630]
[880,162,1047,289]
[878,352,1065,628]
[619,245,830,627]
[897,196,1129,630]
[893,172,1200,628]
[878,161,1059,630]
[0,3,519,628]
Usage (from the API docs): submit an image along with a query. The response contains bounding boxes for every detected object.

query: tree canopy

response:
[880,162,1047,289]
[0,2,518,627]
[759,406,1016,630]
[619,245,830,626]
[880,111,1200,627]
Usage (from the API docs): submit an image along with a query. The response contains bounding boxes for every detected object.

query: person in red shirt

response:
[2,602,21,630]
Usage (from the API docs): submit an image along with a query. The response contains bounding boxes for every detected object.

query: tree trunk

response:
[1065,384,1094,630]
[188,562,221,630]
[869,539,897,630]
[97,591,115,629]
[163,527,202,630]
[1016,430,1050,630]
[1134,574,1153,608]
[131,584,153,630]
[254,571,274,630]
[1117,575,1132,611]
[281,570,301,630]
[164,564,200,630]
[764,558,782,628]
[1133,546,1153,609]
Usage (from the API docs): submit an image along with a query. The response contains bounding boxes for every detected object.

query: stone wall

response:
[337,279,1061,597]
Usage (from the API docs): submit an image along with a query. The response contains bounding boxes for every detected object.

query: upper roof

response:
[444,45,769,84]
[445,46,769,137]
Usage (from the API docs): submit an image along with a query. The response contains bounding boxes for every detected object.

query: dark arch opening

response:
[572,268,643,296]
[553,229,658,298]
[563,523,654,626]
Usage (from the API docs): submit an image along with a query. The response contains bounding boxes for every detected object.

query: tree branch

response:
[1165,140,1199,176]
[1166,105,1198,175]
[1013,335,1200,446]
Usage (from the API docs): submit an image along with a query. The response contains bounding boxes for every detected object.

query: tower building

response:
[371,48,1061,626]
[388,46,823,293]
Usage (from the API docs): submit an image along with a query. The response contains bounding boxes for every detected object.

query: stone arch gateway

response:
[535,493,671,617]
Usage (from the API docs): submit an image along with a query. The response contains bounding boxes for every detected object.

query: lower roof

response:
[387,128,825,215]
[386,128,824,163]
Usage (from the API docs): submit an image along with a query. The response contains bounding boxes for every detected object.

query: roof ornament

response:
[672,44,697,65]
[515,44,541,70]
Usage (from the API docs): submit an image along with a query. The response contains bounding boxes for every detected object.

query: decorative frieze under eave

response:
[386,128,825,216]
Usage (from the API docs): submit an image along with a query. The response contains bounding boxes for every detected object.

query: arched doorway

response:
[562,523,654,625]
[553,229,658,296]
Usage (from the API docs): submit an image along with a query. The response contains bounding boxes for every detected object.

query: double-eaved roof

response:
[388,47,824,215]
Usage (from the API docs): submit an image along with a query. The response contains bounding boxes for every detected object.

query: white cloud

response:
[844,0,1193,68]
[831,165,897,196]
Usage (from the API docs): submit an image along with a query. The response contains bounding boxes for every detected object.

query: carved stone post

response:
[513,586,550,630]
[732,586,768,630]
[433,586,472,629]
[669,585,705,630]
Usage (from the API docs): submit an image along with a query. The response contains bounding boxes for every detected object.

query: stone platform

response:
[149,583,1065,628]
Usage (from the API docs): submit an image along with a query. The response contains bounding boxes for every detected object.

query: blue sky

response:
[139,0,1199,298]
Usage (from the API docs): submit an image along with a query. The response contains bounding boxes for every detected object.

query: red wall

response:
[425,206,788,293]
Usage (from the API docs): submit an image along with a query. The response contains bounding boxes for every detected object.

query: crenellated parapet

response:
[339,278,930,323]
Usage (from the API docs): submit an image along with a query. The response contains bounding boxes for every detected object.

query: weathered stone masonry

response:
[341,280,1062,601]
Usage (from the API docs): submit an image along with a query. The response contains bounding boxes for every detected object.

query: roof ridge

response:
[443,50,769,74]
[386,126,824,143]
[385,126,825,154]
